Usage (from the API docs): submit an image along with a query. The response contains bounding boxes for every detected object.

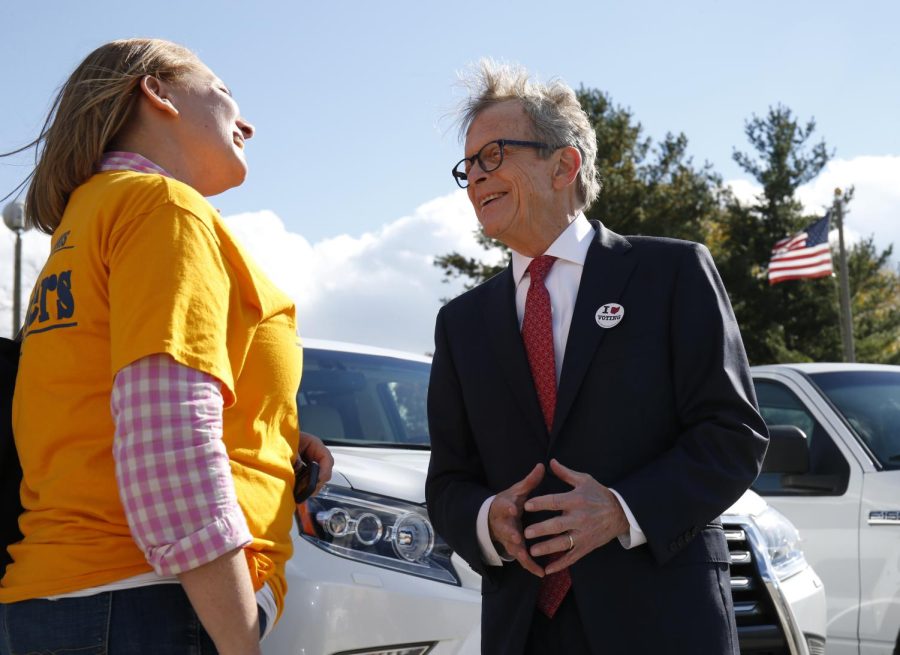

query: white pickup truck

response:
[751,363,900,654]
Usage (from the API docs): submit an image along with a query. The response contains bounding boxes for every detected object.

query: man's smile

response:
[480,192,507,208]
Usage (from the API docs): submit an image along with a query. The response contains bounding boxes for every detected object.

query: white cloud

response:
[726,155,900,260]
[223,191,494,355]
[798,156,900,258]
[725,179,761,207]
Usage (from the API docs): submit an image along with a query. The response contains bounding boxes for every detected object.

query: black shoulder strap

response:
[1,331,24,577]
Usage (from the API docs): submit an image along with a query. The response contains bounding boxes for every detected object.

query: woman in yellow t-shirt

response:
[0,39,333,655]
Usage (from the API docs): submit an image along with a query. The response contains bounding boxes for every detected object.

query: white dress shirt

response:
[476,213,646,565]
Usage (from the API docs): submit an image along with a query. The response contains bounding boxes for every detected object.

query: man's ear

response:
[138,75,179,117]
[551,146,581,191]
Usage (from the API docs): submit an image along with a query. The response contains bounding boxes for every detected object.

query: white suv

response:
[262,340,826,655]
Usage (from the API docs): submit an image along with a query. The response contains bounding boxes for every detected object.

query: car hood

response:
[329,446,430,504]
[327,447,770,518]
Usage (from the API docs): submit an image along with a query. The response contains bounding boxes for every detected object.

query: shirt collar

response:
[97,151,172,178]
[511,213,594,286]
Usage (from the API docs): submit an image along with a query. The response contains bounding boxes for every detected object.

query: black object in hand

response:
[293,456,320,504]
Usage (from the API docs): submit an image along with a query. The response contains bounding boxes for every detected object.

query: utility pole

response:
[3,201,29,336]
[833,188,855,363]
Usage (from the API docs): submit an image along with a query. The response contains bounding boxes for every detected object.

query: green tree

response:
[844,237,900,364]
[716,106,900,364]
[715,106,837,363]
[581,89,723,243]
[435,88,723,289]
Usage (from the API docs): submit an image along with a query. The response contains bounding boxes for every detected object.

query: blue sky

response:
[3,1,898,240]
[2,1,898,349]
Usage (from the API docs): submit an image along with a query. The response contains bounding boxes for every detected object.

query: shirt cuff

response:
[146,506,253,577]
[476,495,513,566]
[609,488,647,549]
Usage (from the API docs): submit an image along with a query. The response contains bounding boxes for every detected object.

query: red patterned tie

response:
[522,256,558,431]
[522,256,572,618]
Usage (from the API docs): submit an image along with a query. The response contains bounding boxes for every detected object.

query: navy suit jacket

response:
[425,221,769,654]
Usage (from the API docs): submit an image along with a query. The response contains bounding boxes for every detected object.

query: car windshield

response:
[297,347,431,449]
[809,370,900,470]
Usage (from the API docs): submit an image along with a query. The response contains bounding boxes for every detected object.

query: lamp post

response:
[3,201,29,336]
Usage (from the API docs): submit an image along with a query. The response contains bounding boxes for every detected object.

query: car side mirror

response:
[762,425,809,474]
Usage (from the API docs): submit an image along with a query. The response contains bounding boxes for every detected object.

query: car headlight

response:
[751,505,807,580]
[297,484,460,586]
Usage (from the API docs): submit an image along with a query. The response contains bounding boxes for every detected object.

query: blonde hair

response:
[457,59,601,210]
[13,39,200,234]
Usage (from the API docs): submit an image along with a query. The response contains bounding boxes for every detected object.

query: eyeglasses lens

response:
[479,142,503,173]
[453,141,505,189]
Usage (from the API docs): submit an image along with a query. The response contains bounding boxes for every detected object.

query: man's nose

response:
[469,162,489,185]
[237,117,255,140]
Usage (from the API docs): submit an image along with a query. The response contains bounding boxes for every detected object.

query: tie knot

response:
[528,255,557,284]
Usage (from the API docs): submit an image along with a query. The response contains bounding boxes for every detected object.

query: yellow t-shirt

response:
[1,171,301,620]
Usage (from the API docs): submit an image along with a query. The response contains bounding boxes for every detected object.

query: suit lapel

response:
[550,222,635,445]
[479,266,549,449]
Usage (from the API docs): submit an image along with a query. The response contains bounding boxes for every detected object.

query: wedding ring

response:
[567,533,575,551]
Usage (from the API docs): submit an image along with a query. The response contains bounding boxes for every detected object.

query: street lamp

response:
[3,201,30,336]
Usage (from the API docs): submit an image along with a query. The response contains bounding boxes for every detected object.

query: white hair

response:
[457,59,601,209]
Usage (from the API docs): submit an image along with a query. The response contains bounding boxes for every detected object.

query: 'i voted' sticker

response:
[595,303,624,328]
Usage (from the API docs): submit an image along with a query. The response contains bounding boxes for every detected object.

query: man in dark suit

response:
[425,61,769,654]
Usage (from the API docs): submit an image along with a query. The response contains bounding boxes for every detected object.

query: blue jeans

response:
[0,583,266,654]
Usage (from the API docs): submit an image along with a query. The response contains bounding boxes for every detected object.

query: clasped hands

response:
[487,459,629,577]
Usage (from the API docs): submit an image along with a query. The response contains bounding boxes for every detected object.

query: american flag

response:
[768,214,834,285]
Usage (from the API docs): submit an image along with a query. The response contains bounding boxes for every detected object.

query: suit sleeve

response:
[425,307,497,579]
[613,243,769,565]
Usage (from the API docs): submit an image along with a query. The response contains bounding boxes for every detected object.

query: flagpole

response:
[834,188,855,363]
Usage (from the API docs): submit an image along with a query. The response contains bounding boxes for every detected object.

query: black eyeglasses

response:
[451,139,563,188]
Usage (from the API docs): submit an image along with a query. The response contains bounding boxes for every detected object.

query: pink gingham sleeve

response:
[111,354,252,576]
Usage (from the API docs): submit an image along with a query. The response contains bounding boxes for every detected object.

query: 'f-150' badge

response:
[868,511,900,525]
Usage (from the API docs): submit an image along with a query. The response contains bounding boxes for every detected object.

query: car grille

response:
[725,523,790,655]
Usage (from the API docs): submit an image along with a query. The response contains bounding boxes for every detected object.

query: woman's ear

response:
[552,145,582,191]
[138,75,179,117]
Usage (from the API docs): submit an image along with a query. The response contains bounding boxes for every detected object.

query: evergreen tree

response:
[716,107,900,364]
[715,106,836,363]
[581,89,723,243]
[844,237,900,364]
